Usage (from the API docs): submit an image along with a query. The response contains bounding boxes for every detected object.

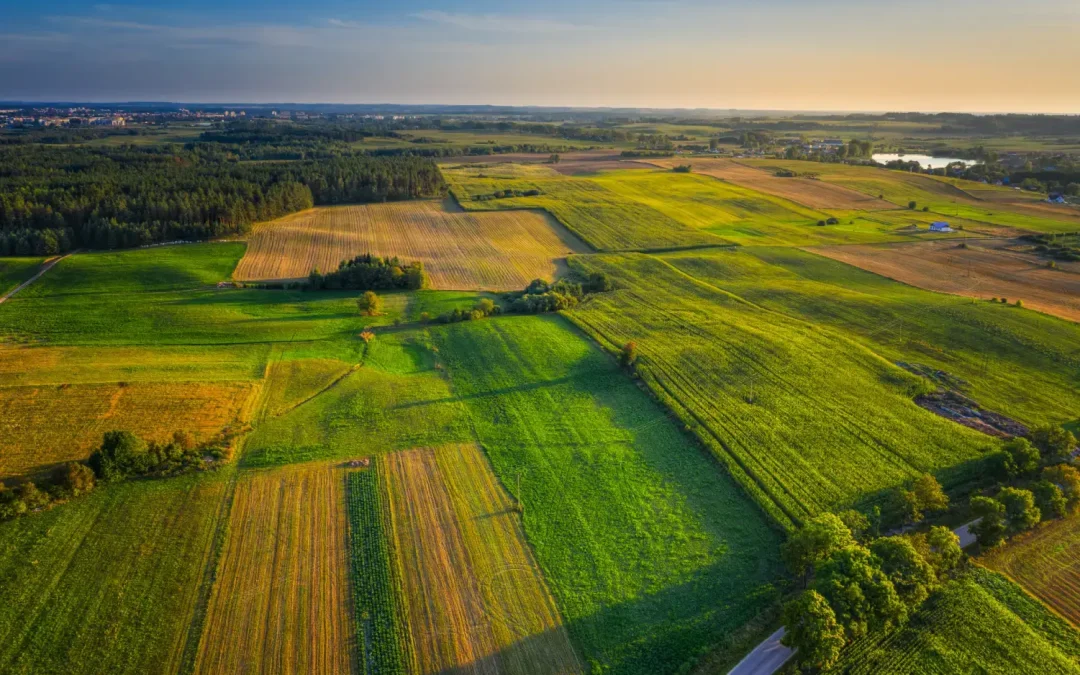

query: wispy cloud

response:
[411,10,588,33]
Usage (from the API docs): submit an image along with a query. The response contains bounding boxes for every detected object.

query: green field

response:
[827,568,1080,674]
[441,163,725,250]
[431,315,783,674]
[0,257,44,297]
[566,253,993,527]
[746,159,1080,234]
[661,246,1080,427]
[0,471,229,674]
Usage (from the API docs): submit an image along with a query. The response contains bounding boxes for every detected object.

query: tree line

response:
[0,145,445,255]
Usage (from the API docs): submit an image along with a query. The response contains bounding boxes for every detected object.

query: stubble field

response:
[234,199,589,290]
[981,517,1080,625]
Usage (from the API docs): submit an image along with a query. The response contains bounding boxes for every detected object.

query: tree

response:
[997,487,1041,532]
[970,496,1007,548]
[920,526,963,576]
[548,153,561,164]
[908,201,917,210]
[782,590,846,670]
[898,473,948,524]
[88,430,149,481]
[52,461,96,497]
[782,513,856,583]
[474,298,496,316]
[814,545,906,639]
[1032,480,1068,520]
[1029,425,1077,463]
[999,437,1040,478]
[356,291,383,316]
[837,509,871,542]
[1043,464,1080,508]
[14,481,50,511]
[869,537,936,608]
[619,342,638,368]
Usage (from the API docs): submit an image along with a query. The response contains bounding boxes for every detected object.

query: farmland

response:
[659,246,1080,428]
[235,200,590,290]
[441,163,725,250]
[0,471,228,674]
[981,517,1080,624]
[431,316,784,673]
[811,238,1080,323]
[826,568,1080,674]
[382,444,580,675]
[566,253,992,525]
[195,463,352,674]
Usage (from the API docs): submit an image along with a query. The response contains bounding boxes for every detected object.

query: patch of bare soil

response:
[811,238,1080,323]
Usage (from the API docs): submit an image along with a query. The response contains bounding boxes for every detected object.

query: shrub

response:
[619,341,638,368]
[52,461,96,497]
[908,201,917,210]
[357,291,383,316]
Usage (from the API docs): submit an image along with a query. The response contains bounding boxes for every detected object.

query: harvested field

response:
[195,463,352,675]
[644,158,890,211]
[384,444,581,675]
[981,517,1080,625]
[234,200,589,290]
[811,239,1080,323]
[0,380,259,478]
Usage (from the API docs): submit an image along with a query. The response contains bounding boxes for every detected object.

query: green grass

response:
[431,315,784,674]
[565,253,993,528]
[747,160,1080,234]
[0,257,44,297]
[21,243,246,297]
[441,163,725,251]
[661,246,1080,428]
[0,471,229,674]
[826,568,1080,674]
[346,467,410,675]
[241,333,473,467]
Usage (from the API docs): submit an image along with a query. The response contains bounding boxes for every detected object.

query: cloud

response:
[410,10,588,33]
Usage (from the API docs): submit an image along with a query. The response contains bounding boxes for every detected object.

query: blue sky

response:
[1,1,1078,112]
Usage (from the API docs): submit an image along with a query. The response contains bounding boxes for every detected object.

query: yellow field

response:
[0,381,259,478]
[981,517,1080,625]
[384,444,581,675]
[234,199,590,291]
[195,463,352,674]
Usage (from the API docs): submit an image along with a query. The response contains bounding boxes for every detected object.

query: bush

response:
[908,201,917,210]
[52,462,96,497]
[357,291,383,316]
[89,430,149,482]
[620,341,638,368]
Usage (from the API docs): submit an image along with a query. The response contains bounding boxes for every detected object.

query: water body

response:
[872,153,977,169]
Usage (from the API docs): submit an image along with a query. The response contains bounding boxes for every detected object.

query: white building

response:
[929,222,953,233]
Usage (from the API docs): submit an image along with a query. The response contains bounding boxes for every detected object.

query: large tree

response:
[814,545,906,639]
[782,590,846,671]
[782,513,856,584]
[970,496,1007,548]
[869,537,937,608]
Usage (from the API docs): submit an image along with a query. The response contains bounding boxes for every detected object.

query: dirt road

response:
[0,253,72,304]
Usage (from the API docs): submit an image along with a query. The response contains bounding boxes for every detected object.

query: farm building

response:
[929,221,953,233]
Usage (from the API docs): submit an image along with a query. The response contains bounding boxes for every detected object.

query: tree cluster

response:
[307,254,427,291]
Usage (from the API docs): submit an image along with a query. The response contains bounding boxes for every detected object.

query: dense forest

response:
[0,146,445,254]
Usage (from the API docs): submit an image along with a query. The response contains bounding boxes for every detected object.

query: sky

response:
[1,0,1078,113]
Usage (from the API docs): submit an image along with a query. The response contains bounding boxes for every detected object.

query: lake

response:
[872,153,977,169]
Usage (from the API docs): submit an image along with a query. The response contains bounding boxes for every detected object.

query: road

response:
[726,518,981,675]
[0,253,72,304]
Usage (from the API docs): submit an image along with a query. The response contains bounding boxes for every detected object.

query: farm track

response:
[235,200,589,290]
[0,252,73,304]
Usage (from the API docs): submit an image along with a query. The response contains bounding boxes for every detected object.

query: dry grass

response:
[234,199,589,291]
[0,381,259,478]
[644,158,889,211]
[981,517,1080,625]
[811,239,1080,323]
[195,463,352,675]
[384,444,581,675]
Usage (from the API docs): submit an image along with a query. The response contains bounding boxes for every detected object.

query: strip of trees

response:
[307,254,427,291]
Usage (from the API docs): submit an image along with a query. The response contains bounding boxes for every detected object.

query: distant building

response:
[929,221,953,232]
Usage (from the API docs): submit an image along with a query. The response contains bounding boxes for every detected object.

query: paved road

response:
[728,628,792,675]
[727,518,982,675]
[0,253,72,304]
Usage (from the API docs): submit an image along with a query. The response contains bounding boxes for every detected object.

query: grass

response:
[826,568,1080,674]
[981,516,1080,625]
[0,257,44,296]
[566,253,993,527]
[0,380,258,478]
[235,200,589,290]
[20,243,245,297]
[195,463,352,674]
[661,246,1080,428]
[0,471,228,675]
[431,315,784,674]
[346,466,410,675]
[241,333,473,467]
[383,444,581,674]
[441,163,725,251]
[747,159,1080,234]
